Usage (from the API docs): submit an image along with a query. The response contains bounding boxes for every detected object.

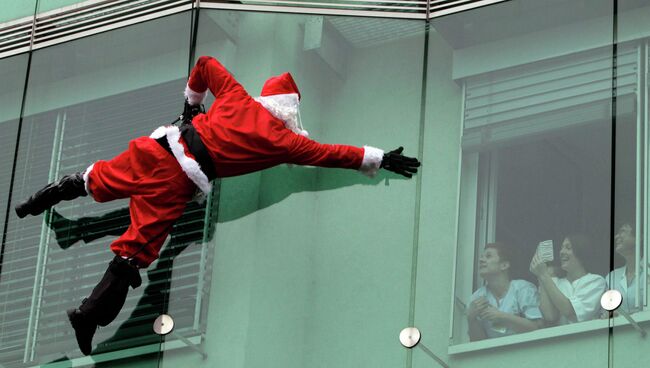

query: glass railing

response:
[0,11,196,367]
[3,1,650,368]
[157,10,427,368]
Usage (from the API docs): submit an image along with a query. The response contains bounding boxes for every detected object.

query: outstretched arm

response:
[287,134,420,178]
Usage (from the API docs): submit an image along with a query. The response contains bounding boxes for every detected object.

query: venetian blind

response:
[0,79,216,366]
[462,45,639,151]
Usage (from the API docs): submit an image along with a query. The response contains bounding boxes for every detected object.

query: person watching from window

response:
[530,234,606,325]
[467,242,543,341]
[605,222,646,314]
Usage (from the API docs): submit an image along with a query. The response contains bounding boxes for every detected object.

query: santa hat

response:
[261,72,301,100]
[255,72,309,137]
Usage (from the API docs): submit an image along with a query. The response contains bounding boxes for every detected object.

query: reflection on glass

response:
[607,222,647,314]
[160,10,425,368]
[532,235,607,325]
[0,1,37,23]
[610,3,650,367]
[0,55,27,231]
[1,8,427,368]
[0,12,199,366]
[441,0,620,349]
[44,201,212,356]
[0,54,29,368]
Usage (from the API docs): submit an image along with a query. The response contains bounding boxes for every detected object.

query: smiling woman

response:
[446,0,636,349]
[532,235,607,326]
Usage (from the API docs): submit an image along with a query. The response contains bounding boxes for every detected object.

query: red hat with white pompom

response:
[256,73,308,137]
[260,72,301,100]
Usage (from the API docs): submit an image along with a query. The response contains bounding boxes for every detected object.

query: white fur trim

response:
[149,126,167,139]
[82,163,94,196]
[184,84,207,105]
[254,93,308,136]
[149,126,213,195]
[359,146,384,177]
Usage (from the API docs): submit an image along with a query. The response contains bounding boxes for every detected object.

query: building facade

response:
[0,0,648,367]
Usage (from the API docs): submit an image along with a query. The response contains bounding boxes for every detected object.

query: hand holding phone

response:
[536,240,554,263]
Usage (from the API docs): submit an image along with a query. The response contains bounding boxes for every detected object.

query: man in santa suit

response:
[14,55,420,355]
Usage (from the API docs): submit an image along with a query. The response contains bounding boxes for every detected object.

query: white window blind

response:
[0,79,216,365]
[462,45,639,151]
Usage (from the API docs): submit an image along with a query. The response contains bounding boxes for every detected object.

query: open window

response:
[450,43,646,347]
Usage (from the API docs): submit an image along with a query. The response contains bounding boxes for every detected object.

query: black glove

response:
[380,147,421,178]
[179,100,205,125]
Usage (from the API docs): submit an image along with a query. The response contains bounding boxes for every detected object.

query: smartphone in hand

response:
[536,240,554,262]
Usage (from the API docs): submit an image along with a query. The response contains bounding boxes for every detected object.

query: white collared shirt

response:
[471,279,542,338]
[605,260,647,313]
[552,273,606,324]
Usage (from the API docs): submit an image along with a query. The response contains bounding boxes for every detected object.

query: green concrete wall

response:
[157,12,427,368]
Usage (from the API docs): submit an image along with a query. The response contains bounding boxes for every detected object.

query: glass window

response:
[435,0,620,351]
[158,10,427,368]
[0,12,216,366]
[0,54,28,244]
[612,2,650,367]
[0,1,37,23]
[0,53,29,367]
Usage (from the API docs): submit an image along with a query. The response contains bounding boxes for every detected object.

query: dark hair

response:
[564,233,591,270]
[615,220,643,258]
[484,242,511,265]
[616,219,635,231]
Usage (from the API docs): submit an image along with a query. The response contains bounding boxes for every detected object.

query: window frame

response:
[3,83,217,365]
[448,40,649,352]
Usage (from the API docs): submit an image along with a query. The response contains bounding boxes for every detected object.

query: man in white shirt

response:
[468,243,543,341]
[606,223,647,314]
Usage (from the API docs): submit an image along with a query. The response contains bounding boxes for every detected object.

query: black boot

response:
[15,172,87,218]
[67,256,142,355]
[66,307,97,356]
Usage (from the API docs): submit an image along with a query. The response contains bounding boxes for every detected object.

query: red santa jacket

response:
[152,56,384,194]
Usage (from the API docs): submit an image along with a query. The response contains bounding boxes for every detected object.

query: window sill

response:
[448,310,650,355]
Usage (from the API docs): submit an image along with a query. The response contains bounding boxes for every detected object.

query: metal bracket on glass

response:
[153,314,175,335]
[154,314,208,359]
[600,290,647,338]
[399,327,449,368]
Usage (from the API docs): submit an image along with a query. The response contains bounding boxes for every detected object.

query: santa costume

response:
[14,55,420,355]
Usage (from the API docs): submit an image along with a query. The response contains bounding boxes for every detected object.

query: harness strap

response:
[155,135,172,154]
[180,124,218,181]
[154,125,217,181]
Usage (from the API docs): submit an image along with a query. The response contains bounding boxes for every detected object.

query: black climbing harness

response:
[168,100,206,126]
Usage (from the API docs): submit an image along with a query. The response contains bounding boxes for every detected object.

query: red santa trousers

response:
[85,136,196,267]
